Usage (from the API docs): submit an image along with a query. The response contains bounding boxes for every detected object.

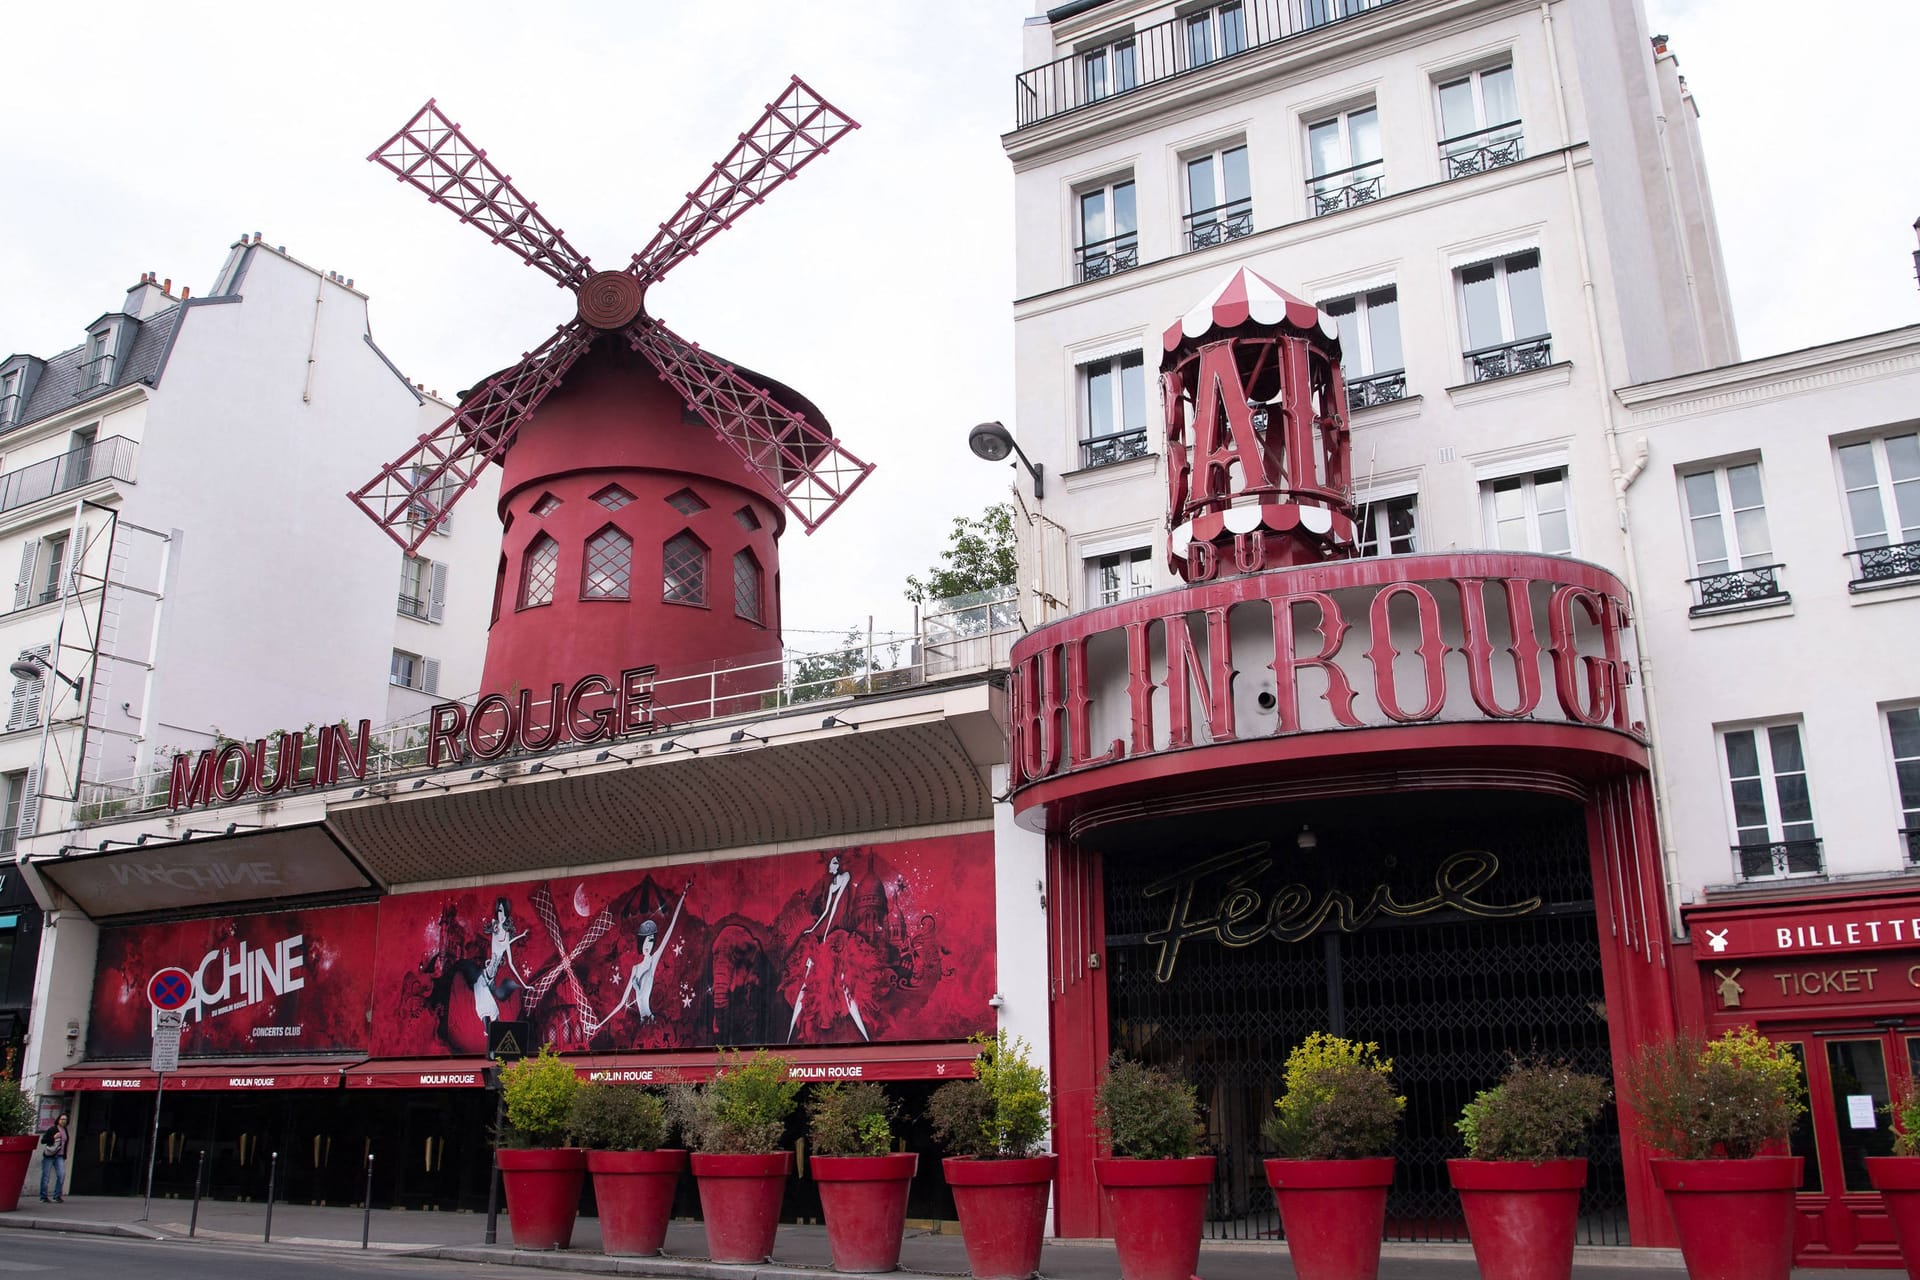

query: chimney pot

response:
[162,278,171,293]
[181,287,190,300]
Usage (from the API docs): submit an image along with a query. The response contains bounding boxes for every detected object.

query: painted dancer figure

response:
[456,897,526,1029]
[608,883,689,1026]
[784,853,882,1042]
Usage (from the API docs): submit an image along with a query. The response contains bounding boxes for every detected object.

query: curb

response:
[426,1247,967,1279]
[0,1213,167,1241]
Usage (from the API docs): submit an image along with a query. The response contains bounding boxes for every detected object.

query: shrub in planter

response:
[671,1051,801,1263]
[497,1048,587,1250]
[931,1031,1056,1280]
[808,1082,916,1272]
[0,1073,37,1212]
[1262,1033,1404,1280]
[1094,1054,1212,1280]
[1871,1090,1920,1280]
[1626,1028,1807,1280]
[569,1081,681,1257]
[1448,1058,1610,1280]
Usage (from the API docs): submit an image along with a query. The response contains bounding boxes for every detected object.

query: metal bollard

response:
[188,1150,206,1238]
[263,1151,278,1243]
[361,1152,375,1250]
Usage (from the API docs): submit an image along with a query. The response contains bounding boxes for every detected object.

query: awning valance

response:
[51,1057,360,1092]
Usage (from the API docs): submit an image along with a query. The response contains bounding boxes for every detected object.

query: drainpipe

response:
[1540,0,1682,951]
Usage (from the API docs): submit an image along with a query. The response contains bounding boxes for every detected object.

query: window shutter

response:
[428,562,448,623]
[71,523,90,595]
[10,644,48,732]
[16,766,38,841]
[422,658,440,696]
[13,543,36,611]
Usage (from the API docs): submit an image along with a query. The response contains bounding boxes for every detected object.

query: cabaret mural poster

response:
[88,904,379,1058]
[369,833,996,1058]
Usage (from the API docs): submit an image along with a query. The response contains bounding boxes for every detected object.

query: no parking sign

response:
[147,967,193,1012]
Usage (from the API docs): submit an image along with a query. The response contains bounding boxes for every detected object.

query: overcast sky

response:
[0,0,1914,651]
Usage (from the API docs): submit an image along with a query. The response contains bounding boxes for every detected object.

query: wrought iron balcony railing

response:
[1440,122,1526,179]
[1737,838,1824,880]
[1185,200,1254,251]
[1307,159,1385,216]
[1687,564,1787,615]
[1905,826,1920,866]
[397,593,430,620]
[1348,370,1408,409]
[1014,0,1405,129]
[1846,538,1920,590]
[0,435,138,517]
[1075,231,1140,282]
[1082,429,1151,470]
[1464,336,1552,383]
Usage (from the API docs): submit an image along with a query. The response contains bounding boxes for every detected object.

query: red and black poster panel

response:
[87,904,379,1058]
[370,834,995,1058]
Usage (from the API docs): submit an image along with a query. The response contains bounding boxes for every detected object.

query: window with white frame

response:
[1680,461,1781,611]
[1457,250,1550,380]
[1184,144,1251,250]
[399,556,431,619]
[38,533,67,606]
[84,329,113,389]
[0,770,23,854]
[0,370,18,426]
[1482,467,1571,554]
[1081,31,1138,102]
[1322,287,1405,406]
[1306,106,1383,216]
[1076,178,1138,281]
[1080,351,1149,469]
[1437,63,1523,178]
[1722,721,1820,877]
[1088,547,1152,607]
[1184,1,1246,66]
[1356,494,1417,557]
[1837,431,1920,586]
[1888,707,1920,860]
[390,649,439,694]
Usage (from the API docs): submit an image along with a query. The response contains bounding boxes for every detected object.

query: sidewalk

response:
[0,1194,1870,1279]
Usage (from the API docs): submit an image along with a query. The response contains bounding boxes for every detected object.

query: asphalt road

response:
[0,1232,536,1279]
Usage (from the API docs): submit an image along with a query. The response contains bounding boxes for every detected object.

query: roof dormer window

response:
[84,327,114,389]
[0,369,19,426]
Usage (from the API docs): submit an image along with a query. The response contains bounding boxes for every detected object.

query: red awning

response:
[1163,266,1333,352]
[569,1041,980,1085]
[51,1058,359,1092]
[345,1058,491,1089]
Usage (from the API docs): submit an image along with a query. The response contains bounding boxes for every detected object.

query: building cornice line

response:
[1614,327,1920,424]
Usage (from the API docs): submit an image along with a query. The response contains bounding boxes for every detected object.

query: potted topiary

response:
[568,1079,682,1257]
[1869,1089,1920,1280]
[1447,1057,1611,1280]
[1261,1032,1404,1280]
[1625,1027,1806,1280]
[930,1031,1055,1280]
[497,1047,586,1250]
[807,1082,917,1272]
[0,1072,37,1212]
[1093,1053,1213,1280]
[670,1050,801,1264]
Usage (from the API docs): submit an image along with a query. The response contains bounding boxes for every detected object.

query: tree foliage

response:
[905,503,1016,605]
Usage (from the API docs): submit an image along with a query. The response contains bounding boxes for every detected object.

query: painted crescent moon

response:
[573,883,590,918]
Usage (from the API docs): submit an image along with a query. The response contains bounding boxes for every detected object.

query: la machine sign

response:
[168,667,656,810]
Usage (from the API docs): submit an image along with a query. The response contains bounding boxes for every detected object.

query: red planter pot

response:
[498,1147,587,1250]
[813,1152,919,1272]
[1263,1157,1395,1280]
[1447,1158,1587,1280]
[1094,1156,1216,1280]
[1650,1156,1802,1280]
[691,1151,793,1263]
[0,1136,35,1212]
[943,1155,1059,1280]
[587,1148,687,1257]
[1867,1157,1920,1280]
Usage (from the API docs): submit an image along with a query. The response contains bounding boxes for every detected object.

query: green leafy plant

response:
[500,1047,581,1148]
[0,1072,36,1138]
[1625,1027,1806,1160]
[1263,1032,1405,1160]
[1097,1053,1205,1159]
[1457,1057,1611,1162]
[930,1031,1051,1159]
[669,1051,801,1154]
[567,1080,667,1152]
[808,1082,899,1157]
[1889,1090,1920,1157]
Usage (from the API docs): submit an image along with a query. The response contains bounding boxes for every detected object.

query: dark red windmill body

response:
[350,81,871,717]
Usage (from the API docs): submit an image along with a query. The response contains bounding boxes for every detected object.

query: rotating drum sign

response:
[148,967,194,1012]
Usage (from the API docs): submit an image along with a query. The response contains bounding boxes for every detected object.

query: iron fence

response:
[0,435,138,516]
[1440,122,1526,179]
[1687,564,1786,614]
[1464,336,1552,383]
[1348,370,1408,409]
[1736,839,1825,879]
[1847,539,1920,589]
[1307,159,1385,216]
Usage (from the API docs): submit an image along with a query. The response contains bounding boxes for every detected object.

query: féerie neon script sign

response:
[1140,845,1542,982]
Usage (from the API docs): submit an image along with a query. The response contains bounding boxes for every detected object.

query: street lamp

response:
[968,421,1044,499]
[9,650,83,700]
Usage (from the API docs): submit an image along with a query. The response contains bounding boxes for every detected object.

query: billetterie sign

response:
[168,666,656,809]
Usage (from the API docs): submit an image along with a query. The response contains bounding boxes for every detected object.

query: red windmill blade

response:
[347,79,872,552]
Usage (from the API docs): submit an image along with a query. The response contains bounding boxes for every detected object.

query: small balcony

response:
[1687,564,1787,616]
[0,435,138,518]
[1736,838,1824,880]
[1440,122,1525,180]
[1307,159,1384,217]
[1846,538,1920,590]
[1081,428,1151,470]
[398,593,430,621]
[1185,200,1254,251]
[1348,370,1408,409]
[1075,232,1140,283]
[1463,336,1552,383]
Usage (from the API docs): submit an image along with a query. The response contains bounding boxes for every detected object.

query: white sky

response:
[0,0,1914,650]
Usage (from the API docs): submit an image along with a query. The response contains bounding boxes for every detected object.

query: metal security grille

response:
[1102,794,1624,1244]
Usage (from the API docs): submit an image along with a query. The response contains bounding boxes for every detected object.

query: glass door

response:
[1786,1030,1907,1266]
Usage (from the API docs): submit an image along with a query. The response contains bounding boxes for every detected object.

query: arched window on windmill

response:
[583,525,633,600]
[734,548,763,624]
[520,534,559,609]
[663,531,708,607]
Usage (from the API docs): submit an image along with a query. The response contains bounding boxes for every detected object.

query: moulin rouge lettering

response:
[169,721,373,809]
[1141,844,1542,982]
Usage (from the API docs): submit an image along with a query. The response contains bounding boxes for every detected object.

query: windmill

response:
[349,80,872,707]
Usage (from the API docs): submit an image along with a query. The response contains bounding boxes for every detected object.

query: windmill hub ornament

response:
[351,80,873,708]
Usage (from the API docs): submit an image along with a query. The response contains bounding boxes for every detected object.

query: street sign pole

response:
[140,977,191,1224]
[142,1070,164,1222]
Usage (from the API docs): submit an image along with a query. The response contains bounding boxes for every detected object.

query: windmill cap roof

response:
[1162,267,1339,354]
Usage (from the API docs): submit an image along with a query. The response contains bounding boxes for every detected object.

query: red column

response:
[1046,832,1110,1237]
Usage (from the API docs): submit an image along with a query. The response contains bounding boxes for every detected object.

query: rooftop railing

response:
[0,435,138,517]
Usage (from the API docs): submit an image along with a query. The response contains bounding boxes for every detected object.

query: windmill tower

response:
[349,81,872,715]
